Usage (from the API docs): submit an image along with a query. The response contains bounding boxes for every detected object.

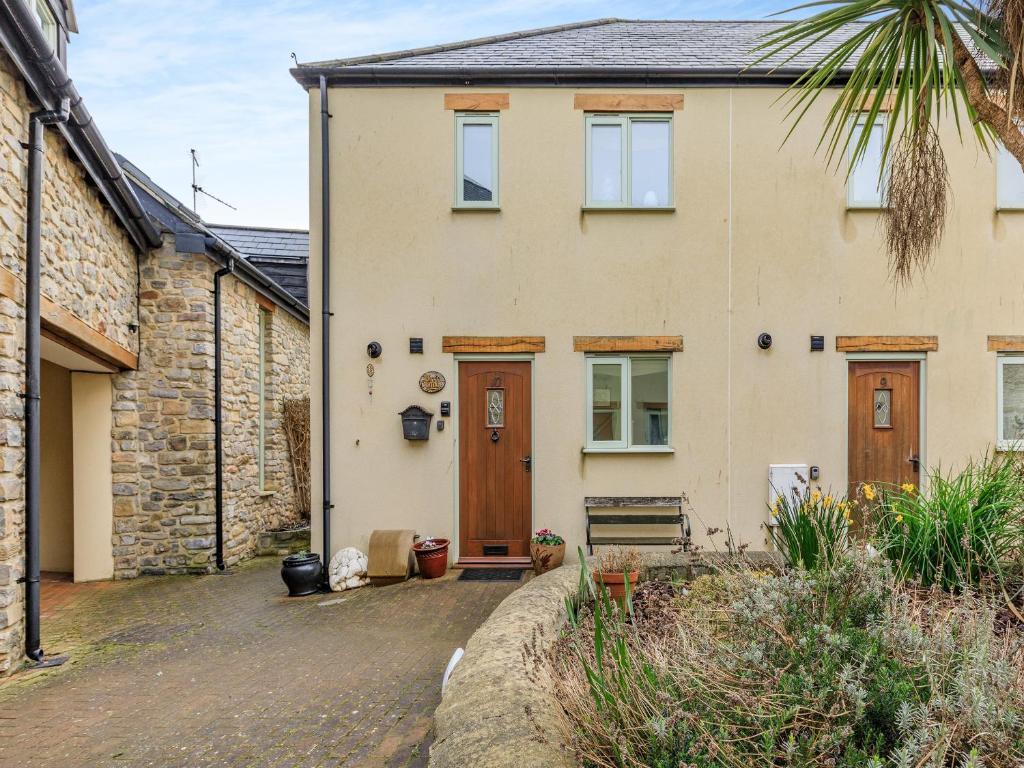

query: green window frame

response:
[454,112,499,209]
[584,113,674,209]
[585,355,673,452]
[258,308,270,490]
[847,115,889,209]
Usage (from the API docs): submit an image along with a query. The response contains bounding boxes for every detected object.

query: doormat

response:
[457,568,524,582]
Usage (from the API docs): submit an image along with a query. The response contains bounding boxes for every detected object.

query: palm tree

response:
[757,1,1024,281]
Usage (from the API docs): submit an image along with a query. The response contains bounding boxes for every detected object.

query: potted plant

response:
[592,546,643,604]
[280,551,322,596]
[412,537,450,579]
[530,528,565,575]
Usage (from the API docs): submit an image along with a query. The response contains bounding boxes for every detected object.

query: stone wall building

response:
[0,2,310,674]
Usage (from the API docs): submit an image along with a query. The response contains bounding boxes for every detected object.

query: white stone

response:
[328,546,369,591]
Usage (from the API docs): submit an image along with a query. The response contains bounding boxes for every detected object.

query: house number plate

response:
[419,371,446,394]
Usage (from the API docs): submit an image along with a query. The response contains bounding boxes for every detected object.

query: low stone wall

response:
[429,551,782,767]
[429,564,582,768]
[255,526,311,557]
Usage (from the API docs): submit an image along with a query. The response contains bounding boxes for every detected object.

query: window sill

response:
[996,206,1024,212]
[257,489,277,498]
[452,206,501,213]
[582,446,675,455]
[581,206,675,213]
[846,204,887,211]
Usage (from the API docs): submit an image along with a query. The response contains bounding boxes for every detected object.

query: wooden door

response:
[458,361,532,563]
[848,361,921,502]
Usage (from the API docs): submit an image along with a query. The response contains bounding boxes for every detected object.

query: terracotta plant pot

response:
[592,570,641,604]
[412,538,450,579]
[281,552,322,597]
[530,541,566,575]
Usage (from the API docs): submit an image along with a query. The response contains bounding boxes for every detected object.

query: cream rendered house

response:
[292,18,1024,567]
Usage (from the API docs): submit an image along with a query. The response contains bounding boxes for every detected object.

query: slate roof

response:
[292,18,989,88]
[209,225,310,307]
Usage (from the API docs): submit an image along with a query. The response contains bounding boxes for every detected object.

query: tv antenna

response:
[190,148,236,215]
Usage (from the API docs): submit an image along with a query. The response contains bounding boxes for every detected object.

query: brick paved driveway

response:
[0,558,519,767]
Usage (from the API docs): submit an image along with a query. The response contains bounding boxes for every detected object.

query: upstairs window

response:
[586,356,671,450]
[454,113,499,208]
[848,116,888,209]
[30,0,58,50]
[585,114,673,209]
[997,143,1024,209]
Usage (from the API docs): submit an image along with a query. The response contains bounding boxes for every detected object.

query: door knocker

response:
[491,429,500,443]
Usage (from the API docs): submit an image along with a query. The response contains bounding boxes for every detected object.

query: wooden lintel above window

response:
[573,335,683,352]
[442,336,545,353]
[836,335,938,353]
[988,335,1024,352]
[443,93,509,111]
[255,293,276,312]
[573,93,684,112]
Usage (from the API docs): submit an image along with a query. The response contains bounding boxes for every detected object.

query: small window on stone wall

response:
[258,308,271,490]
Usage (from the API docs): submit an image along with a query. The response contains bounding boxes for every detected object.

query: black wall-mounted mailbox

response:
[399,405,433,440]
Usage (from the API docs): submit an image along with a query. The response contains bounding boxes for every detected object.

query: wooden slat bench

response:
[585,496,691,554]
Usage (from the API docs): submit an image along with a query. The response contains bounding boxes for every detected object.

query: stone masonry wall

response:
[220,276,310,567]
[129,240,310,575]
[0,51,139,672]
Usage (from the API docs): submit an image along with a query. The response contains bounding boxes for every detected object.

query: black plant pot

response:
[281,552,322,597]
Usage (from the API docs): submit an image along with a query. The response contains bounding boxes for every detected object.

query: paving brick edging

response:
[428,565,582,768]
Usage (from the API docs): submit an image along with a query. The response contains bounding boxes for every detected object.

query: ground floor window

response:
[999,355,1024,449]
[586,355,670,450]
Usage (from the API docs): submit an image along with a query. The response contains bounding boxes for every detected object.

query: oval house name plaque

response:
[418,371,446,394]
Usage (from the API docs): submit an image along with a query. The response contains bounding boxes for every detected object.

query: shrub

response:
[549,552,1024,767]
[871,453,1024,591]
[767,482,852,570]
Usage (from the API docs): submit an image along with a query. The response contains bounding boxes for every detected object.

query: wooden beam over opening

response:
[442,336,545,353]
[988,335,1024,352]
[443,93,509,111]
[573,335,683,352]
[836,335,938,353]
[573,93,684,112]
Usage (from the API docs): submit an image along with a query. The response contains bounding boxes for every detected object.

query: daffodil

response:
[862,483,876,501]
[824,495,834,506]
[811,489,822,504]
[895,514,904,524]
[901,482,915,494]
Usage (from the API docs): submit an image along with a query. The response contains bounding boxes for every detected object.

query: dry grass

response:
[283,397,310,520]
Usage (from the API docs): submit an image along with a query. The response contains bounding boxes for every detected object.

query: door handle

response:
[520,455,531,473]
[908,453,920,472]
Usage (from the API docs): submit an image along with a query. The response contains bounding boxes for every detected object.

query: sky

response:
[71,0,794,230]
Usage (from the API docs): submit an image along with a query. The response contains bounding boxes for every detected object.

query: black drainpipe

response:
[213,257,234,571]
[319,76,333,588]
[23,99,70,665]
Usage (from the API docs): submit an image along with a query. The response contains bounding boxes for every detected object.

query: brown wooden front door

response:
[848,360,921,500]
[458,360,532,563]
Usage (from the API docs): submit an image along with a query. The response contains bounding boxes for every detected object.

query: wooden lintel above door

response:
[443,336,545,353]
[836,335,937,353]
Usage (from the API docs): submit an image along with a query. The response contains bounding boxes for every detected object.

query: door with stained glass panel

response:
[847,361,921,512]
[458,361,532,564]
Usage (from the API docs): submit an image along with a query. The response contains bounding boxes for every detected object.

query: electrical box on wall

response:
[768,464,810,524]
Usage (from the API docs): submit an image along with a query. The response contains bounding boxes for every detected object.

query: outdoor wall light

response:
[367,341,382,358]
[757,332,773,350]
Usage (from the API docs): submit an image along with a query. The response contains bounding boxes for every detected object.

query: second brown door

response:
[458,361,532,563]
[848,360,921,503]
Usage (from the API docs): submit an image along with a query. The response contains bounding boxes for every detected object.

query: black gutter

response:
[290,65,860,90]
[213,258,235,572]
[0,1,161,251]
[23,99,70,666]
[319,75,332,588]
